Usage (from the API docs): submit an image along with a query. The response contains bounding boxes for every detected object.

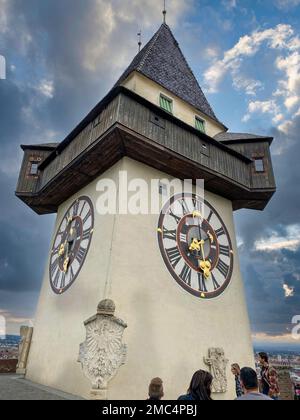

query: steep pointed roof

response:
[115,23,222,125]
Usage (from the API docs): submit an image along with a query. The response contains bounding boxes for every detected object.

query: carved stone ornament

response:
[16,326,33,375]
[204,348,229,393]
[78,299,127,399]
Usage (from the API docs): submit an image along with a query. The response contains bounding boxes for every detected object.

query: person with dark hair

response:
[231,364,243,398]
[259,352,280,399]
[235,367,273,400]
[148,377,164,401]
[178,370,213,401]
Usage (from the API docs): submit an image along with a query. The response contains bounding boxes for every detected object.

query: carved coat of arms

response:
[78,300,127,390]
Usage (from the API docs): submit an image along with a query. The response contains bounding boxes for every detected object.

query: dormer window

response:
[254,158,265,173]
[160,94,173,114]
[195,117,206,133]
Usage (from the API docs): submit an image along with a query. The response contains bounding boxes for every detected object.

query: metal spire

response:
[163,0,167,24]
[137,30,142,52]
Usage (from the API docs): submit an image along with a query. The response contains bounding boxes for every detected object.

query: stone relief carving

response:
[16,326,33,375]
[78,299,127,400]
[204,348,229,393]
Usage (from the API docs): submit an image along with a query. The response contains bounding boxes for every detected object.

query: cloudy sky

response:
[0,0,300,349]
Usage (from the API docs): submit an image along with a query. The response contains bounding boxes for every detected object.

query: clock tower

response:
[16,23,276,400]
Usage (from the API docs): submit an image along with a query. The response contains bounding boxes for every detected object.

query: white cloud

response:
[204,24,296,95]
[283,284,295,298]
[83,0,193,75]
[37,80,54,99]
[275,52,300,113]
[243,100,280,122]
[252,332,296,343]
[275,0,300,10]
[222,0,237,9]
[255,224,300,252]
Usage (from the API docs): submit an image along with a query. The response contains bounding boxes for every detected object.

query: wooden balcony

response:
[16,87,276,214]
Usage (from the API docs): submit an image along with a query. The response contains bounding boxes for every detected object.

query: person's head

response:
[148,377,164,400]
[231,364,241,376]
[240,367,259,393]
[188,370,213,401]
[259,352,269,366]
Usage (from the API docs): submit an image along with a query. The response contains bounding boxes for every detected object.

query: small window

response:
[254,158,265,173]
[195,117,206,133]
[30,162,39,175]
[160,94,173,114]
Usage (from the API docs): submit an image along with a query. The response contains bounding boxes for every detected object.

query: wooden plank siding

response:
[117,94,251,189]
[39,96,120,191]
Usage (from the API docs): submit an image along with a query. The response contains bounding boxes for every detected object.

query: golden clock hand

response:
[189,238,202,252]
[63,257,70,273]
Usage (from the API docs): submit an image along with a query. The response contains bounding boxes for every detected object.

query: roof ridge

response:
[137,25,164,71]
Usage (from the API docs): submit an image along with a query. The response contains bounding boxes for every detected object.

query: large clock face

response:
[49,196,94,294]
[158,193,234,299]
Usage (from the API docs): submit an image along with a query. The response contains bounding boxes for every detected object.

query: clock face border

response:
[49,195,95,295]
[157,193,234,300]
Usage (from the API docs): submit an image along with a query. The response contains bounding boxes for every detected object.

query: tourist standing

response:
[148,377,164,401]
[231,364,243,398]
[259,352,280,400]
[235,367,273,400]
[178,370,213,401]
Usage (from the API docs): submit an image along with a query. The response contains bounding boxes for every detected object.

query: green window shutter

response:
[195,117,205,133]
[160,95,173,114]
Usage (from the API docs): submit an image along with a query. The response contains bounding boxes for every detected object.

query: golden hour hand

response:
[189,238,202,252]
[63,257,70,273]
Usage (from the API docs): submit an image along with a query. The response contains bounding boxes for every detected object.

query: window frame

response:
[159,93,173,114]
[195,116,206,133]
[254,157,265,173]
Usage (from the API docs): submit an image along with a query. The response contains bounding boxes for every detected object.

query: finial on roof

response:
[163,0,167,24]
[137,30,142,52]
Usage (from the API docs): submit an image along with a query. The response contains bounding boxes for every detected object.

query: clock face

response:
[49,196,94,294]
[157,193,234,299]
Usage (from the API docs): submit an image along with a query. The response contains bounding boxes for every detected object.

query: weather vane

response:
[137,30,142,52]
[163,0,167,24]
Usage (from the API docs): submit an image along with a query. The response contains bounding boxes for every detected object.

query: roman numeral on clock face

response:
[207,210,213,224]
[73,200,80,216]
[50,258,59,278]
[211,273,220,290]
[198,272,208,292]
[219,245,230,257]
[76,246,86,265]
[216,259,229,278]
[179,199,189,215]
[163,227,177,241]
[53,269,61,289]
[166,247,182,268]
[168,209,181,225]
[215,227,225,238]
[180,264,192,286]
[82,209,92,225]
[82,228,92,241]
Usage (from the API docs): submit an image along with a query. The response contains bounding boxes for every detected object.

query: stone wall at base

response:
[0,360,18,374]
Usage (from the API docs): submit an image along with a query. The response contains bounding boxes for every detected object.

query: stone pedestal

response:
[16,326,33,375]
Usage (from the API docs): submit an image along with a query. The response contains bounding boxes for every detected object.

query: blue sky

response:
[0,0,300,349]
